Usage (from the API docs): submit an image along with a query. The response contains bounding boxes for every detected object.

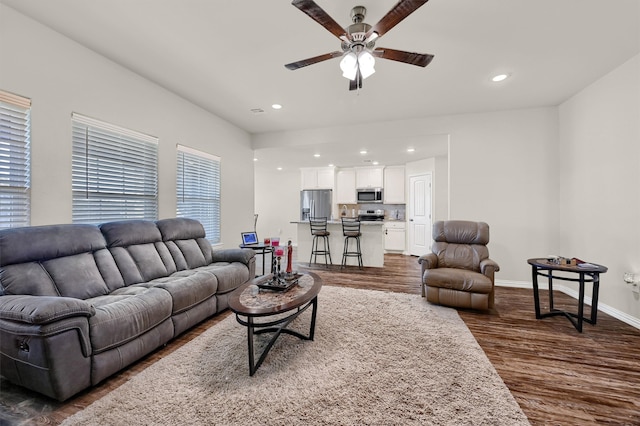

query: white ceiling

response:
[2,0,639,168]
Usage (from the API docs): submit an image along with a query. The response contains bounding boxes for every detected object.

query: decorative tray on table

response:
[257,273,303,292]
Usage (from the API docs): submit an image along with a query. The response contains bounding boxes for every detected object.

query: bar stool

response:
[341,218,363,269]
[309,217,332,266]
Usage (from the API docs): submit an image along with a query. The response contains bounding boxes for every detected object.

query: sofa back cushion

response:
[156,218,213,270]
[100,220,175,285]
[0,224,112,298]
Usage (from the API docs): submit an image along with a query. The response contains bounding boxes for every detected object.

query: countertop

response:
[291,220,384,225]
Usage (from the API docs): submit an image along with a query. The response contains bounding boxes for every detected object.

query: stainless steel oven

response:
[356,188,383,203]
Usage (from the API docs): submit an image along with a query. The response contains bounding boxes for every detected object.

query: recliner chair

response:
[418,220,499,310]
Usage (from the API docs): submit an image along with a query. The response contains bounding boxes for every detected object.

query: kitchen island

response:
[293,220,385,267]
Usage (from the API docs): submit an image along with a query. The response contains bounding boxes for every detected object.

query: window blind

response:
[0,90,31,229]
[72,113,158,225]
[176,145,221,244]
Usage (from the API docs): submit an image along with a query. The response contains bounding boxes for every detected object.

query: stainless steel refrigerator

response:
[300,189,332,221]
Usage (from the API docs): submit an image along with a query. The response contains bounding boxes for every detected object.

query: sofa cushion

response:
[423,268,492,294]
[196,262,251,294]
[86,287,172,353]
[0,224,106,267]
[100,220,162,248]
[156,218,213,270]
[45,253,111,299]
[147,271,218,314]
[156,218,206,241]
[100,221,177,284]
[0,225,110,298]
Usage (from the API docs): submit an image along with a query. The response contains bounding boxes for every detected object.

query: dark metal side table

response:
[527,258,607,332]
[239,243,274,276]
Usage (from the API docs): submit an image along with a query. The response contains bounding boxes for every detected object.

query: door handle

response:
[409,219,414,221]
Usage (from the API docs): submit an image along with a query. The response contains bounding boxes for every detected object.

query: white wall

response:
[0,5,255,248]
[558,54,640,318]
[254,167,299,245]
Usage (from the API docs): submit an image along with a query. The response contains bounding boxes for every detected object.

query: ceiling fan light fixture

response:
[340,52,358,80]
[358,50,376,79]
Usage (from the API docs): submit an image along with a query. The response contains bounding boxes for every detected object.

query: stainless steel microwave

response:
[357,188,383,203]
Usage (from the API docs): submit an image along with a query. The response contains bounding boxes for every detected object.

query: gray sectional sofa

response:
[0,218,255,401]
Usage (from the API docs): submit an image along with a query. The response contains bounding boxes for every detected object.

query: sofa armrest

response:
[0,295,95,325]
[211,248,255,265]
[480,258,500,279]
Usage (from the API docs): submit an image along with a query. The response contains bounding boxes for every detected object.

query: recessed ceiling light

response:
[491,73,509,82]
[277,167,283,171]
[272,104,282,110]
[253,158,258,162]
[360,150,368,155]
[313,153,320,158]
[372,161,379,165]
[407,148,415,153]
[328,163,334,167]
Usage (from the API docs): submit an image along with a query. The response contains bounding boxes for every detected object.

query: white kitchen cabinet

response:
[384,166,405,204]
[384,221,406,252]
[355,167,384,189]
[336,169,356,204]
[301,167,335,190]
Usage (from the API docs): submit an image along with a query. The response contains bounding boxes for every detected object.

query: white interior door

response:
[409,173,432,256]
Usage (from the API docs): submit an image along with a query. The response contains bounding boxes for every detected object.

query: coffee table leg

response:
[247,317,257,376]
[309,296,318,340]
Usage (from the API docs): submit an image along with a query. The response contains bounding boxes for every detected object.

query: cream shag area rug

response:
[62,286,529,426]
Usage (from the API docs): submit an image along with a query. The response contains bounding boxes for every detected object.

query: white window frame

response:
[176,144,221,244]
[72,113,158,225]
[0,90,31,229]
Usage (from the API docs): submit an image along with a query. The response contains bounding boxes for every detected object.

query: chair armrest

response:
[480,258,500,279]
[418,253,438,269]
[418,253,438,281]
[211,248,255,265]
[0,295,95,325]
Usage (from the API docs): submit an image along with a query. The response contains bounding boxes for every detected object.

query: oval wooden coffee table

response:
[228,272,322,376]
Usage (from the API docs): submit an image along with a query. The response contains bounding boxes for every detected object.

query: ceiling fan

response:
[285,0,434,91]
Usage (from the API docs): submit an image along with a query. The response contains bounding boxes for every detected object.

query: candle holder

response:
[286,240,293,275]
[269,246,286,286]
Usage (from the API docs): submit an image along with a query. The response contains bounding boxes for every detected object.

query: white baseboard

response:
[495,279,640,331]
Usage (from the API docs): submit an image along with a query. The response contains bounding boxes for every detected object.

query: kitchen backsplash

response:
[337,203,406,220]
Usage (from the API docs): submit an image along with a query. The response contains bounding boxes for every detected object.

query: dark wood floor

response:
[2,254,640,425]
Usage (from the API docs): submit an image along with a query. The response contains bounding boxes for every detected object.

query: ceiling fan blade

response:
[366,0,429,39]
[373,48,434,67]
[285,51,343,70]
[291,0,348,40]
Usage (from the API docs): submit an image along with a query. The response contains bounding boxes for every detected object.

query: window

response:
[0,90,31,229]
[176,145,221,244]
[72,113,158,225]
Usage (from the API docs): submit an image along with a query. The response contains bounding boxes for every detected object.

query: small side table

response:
[240,243,274,276]
[527,258,607,332]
